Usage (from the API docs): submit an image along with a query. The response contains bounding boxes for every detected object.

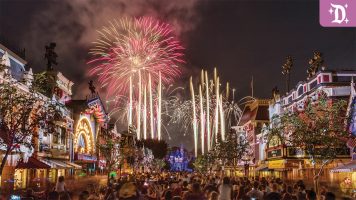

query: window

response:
[53,126,66,145]
[255,123,262,135]
[323,75,330,82]
[53,130,59,144]
[309,80,317,90]
[297,86,303,96]
[60,127,66,145]
[288,96,292,104]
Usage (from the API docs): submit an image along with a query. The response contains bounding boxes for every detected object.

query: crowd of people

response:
[31,172,354,200]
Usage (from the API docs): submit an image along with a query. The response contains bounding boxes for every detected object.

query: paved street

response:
[65,175,107,196]
[66,175,107,193]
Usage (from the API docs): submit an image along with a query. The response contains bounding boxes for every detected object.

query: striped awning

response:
[65,161,82,169]
[330,161,356,173]
[41,159,73,169]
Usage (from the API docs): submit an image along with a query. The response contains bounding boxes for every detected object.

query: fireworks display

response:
[88,17,184,96]
[89,17,185,140]
[169,68,252,156]
[89,17,249,151]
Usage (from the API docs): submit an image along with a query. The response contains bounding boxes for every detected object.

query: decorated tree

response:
[97,132,121,185]
[264,115,288,148]
[210,130,249,167]
[0,81,59,179]
[281,95,348,196]
[32,72,53,97]
[118,128,137,173]
[193,154,210,173]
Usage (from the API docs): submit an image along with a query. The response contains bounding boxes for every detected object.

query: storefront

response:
[265,143,285,178]
[74,153,97,176]
[264,144,305,179]
[14,157,50,190]
[41,158,74,183]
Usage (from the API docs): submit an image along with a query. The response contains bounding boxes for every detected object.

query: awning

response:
[16,157,51,169]
[65,161,82,170]
[41,159,73,169]
[273,168,289,172]
[255,164,268,171]
[330,161,356,173]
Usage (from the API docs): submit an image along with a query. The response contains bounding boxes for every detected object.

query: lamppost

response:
[282,56,293,92]
[307,51,324,79]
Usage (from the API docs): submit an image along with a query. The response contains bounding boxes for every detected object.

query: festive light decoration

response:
[89,17,184,140]
[74,116,95,154]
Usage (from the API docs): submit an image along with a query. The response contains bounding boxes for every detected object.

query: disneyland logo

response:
[320,0,356,27]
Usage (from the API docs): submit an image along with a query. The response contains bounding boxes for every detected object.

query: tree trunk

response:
[0,147,12,194]
[0,147,12,178]
[313,176,319,199]
[313,164,325,200]
[107,172,110,186]
[107,165,112,186]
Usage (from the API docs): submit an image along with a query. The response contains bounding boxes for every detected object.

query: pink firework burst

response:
[88,17,185,97]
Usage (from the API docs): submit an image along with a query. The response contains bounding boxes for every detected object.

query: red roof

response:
[238,105,269,126]
[238,106,258,126]
[16,157,51,169]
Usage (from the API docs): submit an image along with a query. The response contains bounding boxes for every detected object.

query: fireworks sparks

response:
[89,17,184,140]
[88,17,184,97]
[169,68,249,156]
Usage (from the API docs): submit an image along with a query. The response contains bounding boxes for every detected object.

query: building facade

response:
[266,69,356,182]
[330,78,356,185]
[0,44,62,191]
[235,99,270,176]
[68,93,109,176]
[0,43,110,192]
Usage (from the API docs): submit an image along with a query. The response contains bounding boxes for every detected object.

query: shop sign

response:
[286,147,349,158]
[75,153,97,162]
[267,148,282,158]
[287,147,305,158]
[268,160,285,169]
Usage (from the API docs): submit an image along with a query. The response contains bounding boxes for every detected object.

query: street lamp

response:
[282,56,293,92]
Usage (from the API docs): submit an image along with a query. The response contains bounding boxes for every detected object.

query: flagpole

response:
[251,75,254,98]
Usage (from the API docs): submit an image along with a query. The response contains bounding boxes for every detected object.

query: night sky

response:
[1,0,355,149]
